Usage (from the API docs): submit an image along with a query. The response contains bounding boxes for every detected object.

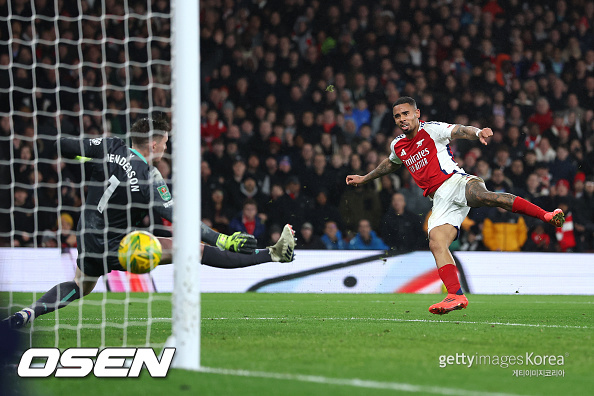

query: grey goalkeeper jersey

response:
[59,137,219,254]
[59,137,174,253]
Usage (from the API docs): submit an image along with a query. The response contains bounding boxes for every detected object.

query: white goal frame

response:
[171,0,201,370]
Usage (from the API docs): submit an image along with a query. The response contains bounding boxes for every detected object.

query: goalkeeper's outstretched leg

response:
[2,225,295,329]
[159,224,296,268]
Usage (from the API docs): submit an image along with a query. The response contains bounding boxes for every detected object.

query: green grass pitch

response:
[3,292,593,396]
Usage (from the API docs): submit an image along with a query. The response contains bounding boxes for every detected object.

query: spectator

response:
[524,224,556,252]
[482,207,528,252]
[58,212,77,249]
[554,200,576,252]
[348,219,388,250]
[41,230,58,248]
[229,199,267,246]
[485,168,512,194]
[13,187,34,247]
[506,158,527,193]
[320,220,347,250]
[204,138,231,179]
[534,136,556,163]
[206,188,234,236]
[549,145,577,185]
[8,0,594,258]
[306,189,342,237]
[339,178,383,232]
[201,108,227,149]
[277,155,296,187]
[459,225,486,251]
[474,158,492,181]
[303,153,334,198]
[378,175,398,214]
[351,98,371,131]
[293,143,315,181]
[574,178,594,251]
[523,122,542,151]
[543,112,570,147]
[380,193,425,252]
[234,174,268,211]
[224,157,248,213]
[262,183,285,230]
[296,222,325,250]
[275,176,312,232]
[528,97,554,133]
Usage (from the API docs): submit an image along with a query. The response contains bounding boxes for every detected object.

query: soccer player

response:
[4,116,295,329]
[346,97,564,315]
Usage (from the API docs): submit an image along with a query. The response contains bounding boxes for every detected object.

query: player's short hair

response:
[392,96,417,109]
[130,115,171,147]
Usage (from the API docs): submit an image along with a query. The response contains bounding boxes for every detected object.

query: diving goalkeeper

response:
[3,115,295,329]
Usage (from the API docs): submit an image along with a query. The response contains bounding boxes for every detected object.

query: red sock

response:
[438,264,462,294]
[511,197,547,221]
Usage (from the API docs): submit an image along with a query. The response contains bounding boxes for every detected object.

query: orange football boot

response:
[544,208,565,227]
[429,294,469,315]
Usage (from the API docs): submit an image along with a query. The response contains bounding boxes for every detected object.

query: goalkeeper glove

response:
[216,232,258,254]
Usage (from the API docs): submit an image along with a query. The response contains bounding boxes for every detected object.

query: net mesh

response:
[0,0,174,349]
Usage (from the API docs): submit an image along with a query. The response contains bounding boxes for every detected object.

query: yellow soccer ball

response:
[118,231,162,274]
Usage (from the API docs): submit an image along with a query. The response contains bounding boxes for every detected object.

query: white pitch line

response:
[201,317,589,329]
[34,316,589,329]
[199,366,523,396]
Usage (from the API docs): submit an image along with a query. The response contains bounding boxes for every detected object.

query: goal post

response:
[171,0,201,370]
[0,0,200,362]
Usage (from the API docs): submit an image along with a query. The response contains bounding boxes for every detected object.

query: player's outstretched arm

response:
[215,231,258,254]
[199,222,257,254]
[346,158,401,187]
[450,125,493,146]
[55,137,109,159]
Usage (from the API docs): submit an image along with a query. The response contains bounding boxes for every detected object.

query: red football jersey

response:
[389,121,464,196]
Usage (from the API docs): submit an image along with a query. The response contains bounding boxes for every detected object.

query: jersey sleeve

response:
[423,122,455,144]
[388,136,403,164]
[147,167,174,222]
[58,137,120,159]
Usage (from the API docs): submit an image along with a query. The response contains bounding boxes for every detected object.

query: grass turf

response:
[2,292,593,396]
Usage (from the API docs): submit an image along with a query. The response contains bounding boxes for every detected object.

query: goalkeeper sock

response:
[438,264,463,295]
[202,245,272,268]
[512,197,547,221]
[30,281,82,318]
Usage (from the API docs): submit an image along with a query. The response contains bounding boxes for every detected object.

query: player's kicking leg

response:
[427,224,468,315]
[466,179,565,227]
[2,267,98,329]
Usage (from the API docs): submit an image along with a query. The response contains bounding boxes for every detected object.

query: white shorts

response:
[427,173,482,237]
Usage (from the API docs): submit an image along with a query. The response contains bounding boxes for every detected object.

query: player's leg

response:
[2,267,98,329]
[465,179,565,227]
[158,224,296,268]
[427,224,469,315]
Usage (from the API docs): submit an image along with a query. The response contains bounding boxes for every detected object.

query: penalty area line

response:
[199,366,521,396]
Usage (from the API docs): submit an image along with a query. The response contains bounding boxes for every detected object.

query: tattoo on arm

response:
[363,158,401,183]
[451,125,480,140]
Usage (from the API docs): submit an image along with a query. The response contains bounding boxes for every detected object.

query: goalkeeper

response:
[3,115,295,329]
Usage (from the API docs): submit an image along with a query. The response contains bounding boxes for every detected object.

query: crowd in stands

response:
[2,0,594,253]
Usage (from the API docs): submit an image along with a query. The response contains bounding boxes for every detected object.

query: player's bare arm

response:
[346,158,401,187]
[450,125,493,146]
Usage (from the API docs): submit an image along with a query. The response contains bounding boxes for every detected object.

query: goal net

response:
[0,0,198,357]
